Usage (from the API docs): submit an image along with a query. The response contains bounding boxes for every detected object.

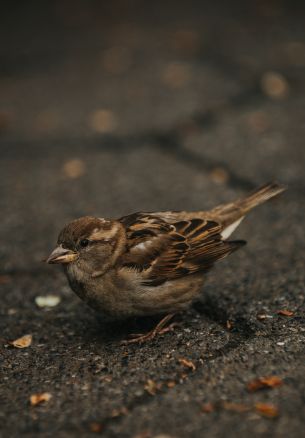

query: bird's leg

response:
[121,313,177,345]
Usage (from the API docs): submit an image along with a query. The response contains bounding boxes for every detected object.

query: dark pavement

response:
[1,2,305,437]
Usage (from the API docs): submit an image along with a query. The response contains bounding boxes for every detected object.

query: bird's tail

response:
[208,182,286,230]
[153,182,285,239]
[228,182,286,214]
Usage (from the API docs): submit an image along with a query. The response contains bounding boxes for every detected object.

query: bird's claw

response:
[120,321,179,345]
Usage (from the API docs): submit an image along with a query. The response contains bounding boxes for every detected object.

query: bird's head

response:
[46,216,126,276]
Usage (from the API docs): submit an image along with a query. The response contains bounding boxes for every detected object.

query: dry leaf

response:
[209,167,229,185]
[247,376,283,392]
[144,379,162,395]
[261,72,289,99]
[63,159,86,179]
[89,109,117,133]
[226,320,233,330]
[100,375,113,383]
[201,402,215,413]
[255,403,279,418]
[9,334,32,349]
[30,392,52,406]
[111,407,128,417]
[277,309,294,317]
[178,358,196,371]
[35,295,61,308]
[89,422,103,433]
[222,401,251,413]
[167,381,176,388]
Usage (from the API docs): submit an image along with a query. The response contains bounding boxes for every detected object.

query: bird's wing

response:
[119,212,245,286]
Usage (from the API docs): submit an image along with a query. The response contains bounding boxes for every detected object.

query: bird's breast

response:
[65,265,205,319]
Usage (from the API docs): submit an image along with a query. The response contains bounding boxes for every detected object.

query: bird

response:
[46,182,285,343]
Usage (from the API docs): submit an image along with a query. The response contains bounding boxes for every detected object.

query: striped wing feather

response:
[119,213,244,285]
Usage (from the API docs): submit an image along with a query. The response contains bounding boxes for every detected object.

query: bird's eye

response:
[80,239,90,248]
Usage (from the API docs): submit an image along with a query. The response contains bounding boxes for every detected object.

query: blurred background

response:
[1,1,305,271]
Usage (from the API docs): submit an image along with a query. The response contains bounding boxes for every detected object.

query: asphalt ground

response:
[0,2,305,437]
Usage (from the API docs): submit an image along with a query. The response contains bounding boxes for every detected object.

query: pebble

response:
[35,295,61,308]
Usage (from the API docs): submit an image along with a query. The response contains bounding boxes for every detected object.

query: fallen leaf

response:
[167,381,176,388]
[9,334,32,349]
[30,392,52,406]
[261,72,289,99]
[209,167,229,184]
[100,375,113,383]
[277,309,294,317]
[111,406,128,417]
[63,159,86,179]
[178,358,196,371]
[255,403,279,418]
[35,295,61,308]
[222,401,251,413]
[201,402,215,413]
[89,422,103,433]
[226,320,233,330]
[89,109,117,133]
[247,376,283,392]
[144,379,162,395]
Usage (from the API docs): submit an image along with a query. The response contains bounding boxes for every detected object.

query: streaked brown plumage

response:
[46,182,285,342]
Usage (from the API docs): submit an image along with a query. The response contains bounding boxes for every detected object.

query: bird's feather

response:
[119,213,244,286]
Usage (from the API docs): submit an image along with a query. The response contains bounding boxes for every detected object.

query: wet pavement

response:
[0,1,305,437]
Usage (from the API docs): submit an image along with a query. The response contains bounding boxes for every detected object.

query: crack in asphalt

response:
[1,84,263,196]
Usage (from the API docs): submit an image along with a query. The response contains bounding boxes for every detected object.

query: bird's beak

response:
[46,246,78,264]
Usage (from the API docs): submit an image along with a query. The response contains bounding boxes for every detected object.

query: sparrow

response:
[46,182,285,343]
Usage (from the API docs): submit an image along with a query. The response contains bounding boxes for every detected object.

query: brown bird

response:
[46,182,285,343]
